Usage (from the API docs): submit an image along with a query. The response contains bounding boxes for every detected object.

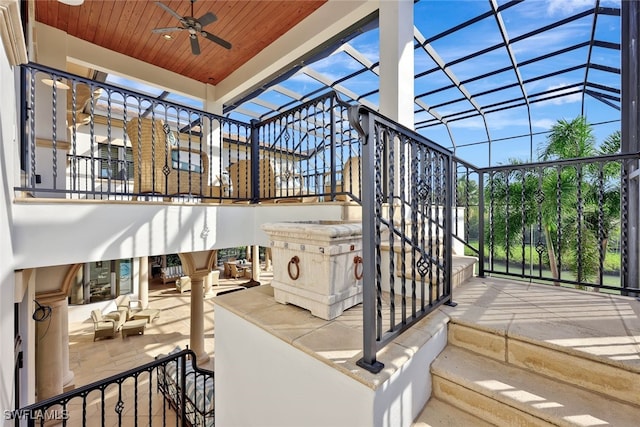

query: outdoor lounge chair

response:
[67,82,103,128]
[162,265,184,284]
[228,263,244,279]
[125,117,210,198]
[117,294,139,320]
[90,309,118,341]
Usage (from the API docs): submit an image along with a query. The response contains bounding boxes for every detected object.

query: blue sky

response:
[105,0,622,169]
[232,0,622,168]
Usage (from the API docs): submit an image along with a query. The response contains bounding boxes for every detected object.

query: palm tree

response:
[584,130,621,289]
[488,117,621,288]
[539,116,597,160]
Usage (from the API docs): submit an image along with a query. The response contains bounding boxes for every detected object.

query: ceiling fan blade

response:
[201,31,232,50]
[190,34,201,55]
[152,26,184,34]
[155,1,184,22]
[198,12,217,27]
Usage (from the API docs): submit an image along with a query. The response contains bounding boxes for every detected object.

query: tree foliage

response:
[486,116,621,287]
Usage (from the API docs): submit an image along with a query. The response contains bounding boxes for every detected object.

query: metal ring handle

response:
[354,255,363,280]
[288,256,300,280]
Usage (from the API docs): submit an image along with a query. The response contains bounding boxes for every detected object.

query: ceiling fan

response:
[152,0,232,55]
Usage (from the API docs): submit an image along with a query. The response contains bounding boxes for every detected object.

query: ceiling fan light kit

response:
[152,0,232,55]
[57,0,84,5]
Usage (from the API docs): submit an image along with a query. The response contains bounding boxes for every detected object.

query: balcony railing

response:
[453,153,639,294]
[15,349,212,426]
[18,63,359,204]
[13,62,640,381]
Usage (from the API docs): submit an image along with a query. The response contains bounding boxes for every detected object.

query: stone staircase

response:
[414,319,640,426]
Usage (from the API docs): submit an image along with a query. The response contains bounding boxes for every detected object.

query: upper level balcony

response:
[13,63,366,269]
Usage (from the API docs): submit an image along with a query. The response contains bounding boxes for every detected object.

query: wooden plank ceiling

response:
[35,0,327,84]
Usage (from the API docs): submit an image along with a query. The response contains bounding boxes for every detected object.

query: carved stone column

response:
[189,273,209,365]
[60,298,74,390]
[180,251,216,364]
[35,297,65,401]
[204,271,213,297]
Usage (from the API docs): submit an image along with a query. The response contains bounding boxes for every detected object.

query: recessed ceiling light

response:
[163,34,173,40]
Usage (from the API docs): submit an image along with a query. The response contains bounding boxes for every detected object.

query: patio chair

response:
[90,309,118,341]
[228,263,244,279]
[125,117,210,198]
[67,82,103,128]
[117,294,138,320]
[209,269,220,286]
[176,276,191,294]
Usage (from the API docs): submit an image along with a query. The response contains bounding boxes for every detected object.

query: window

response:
[99,144,133,180]
[171,149,203,173]
[69,259,133,305]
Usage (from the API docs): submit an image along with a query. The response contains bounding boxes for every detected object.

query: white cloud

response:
[546,0,593,16]
[448,116,486,130]
[532,118,556,130]
[536,83,582,106]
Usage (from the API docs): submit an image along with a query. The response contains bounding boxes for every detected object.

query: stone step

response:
[380,255,477,300]
[447,321,640,408]
[412,397,494,427]
[431,345,640,427]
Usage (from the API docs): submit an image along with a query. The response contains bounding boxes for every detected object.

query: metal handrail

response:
[17,348,212,426]
[350,105,455,373]
[452,151,639,292]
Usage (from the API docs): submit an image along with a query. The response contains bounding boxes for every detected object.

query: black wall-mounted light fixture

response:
[32,300,52,322]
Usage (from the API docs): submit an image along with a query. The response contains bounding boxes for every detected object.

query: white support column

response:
[189,274,209,365]
[138,256,149,309]
[379,1,415,200]
[379,0,415,129]
[204,84,226,192]
[251,245,260,282]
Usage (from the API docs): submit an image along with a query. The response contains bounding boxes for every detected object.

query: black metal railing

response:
[18,63,361,204]
[15,61,640,379]
[349,106,454,373]
[14,349,213,426]
[251,92,361,202]
[452,152,639,293]
[67,155,133,199]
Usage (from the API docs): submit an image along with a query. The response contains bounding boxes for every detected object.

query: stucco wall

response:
[12,202,344,270]
[215,303,448,427]
[0,36,19,421]
[215,305,376,427]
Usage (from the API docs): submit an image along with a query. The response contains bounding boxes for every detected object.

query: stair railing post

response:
[351,106,384,374]
[250,119,260,204]
[478,169,485,278]
[444,153,455,306]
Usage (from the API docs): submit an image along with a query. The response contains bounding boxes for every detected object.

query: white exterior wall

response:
[215,306,375,427]
[12,202,344,270]
[0,29,20,420]
[373,325,447,426]
[215,304,448,427]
